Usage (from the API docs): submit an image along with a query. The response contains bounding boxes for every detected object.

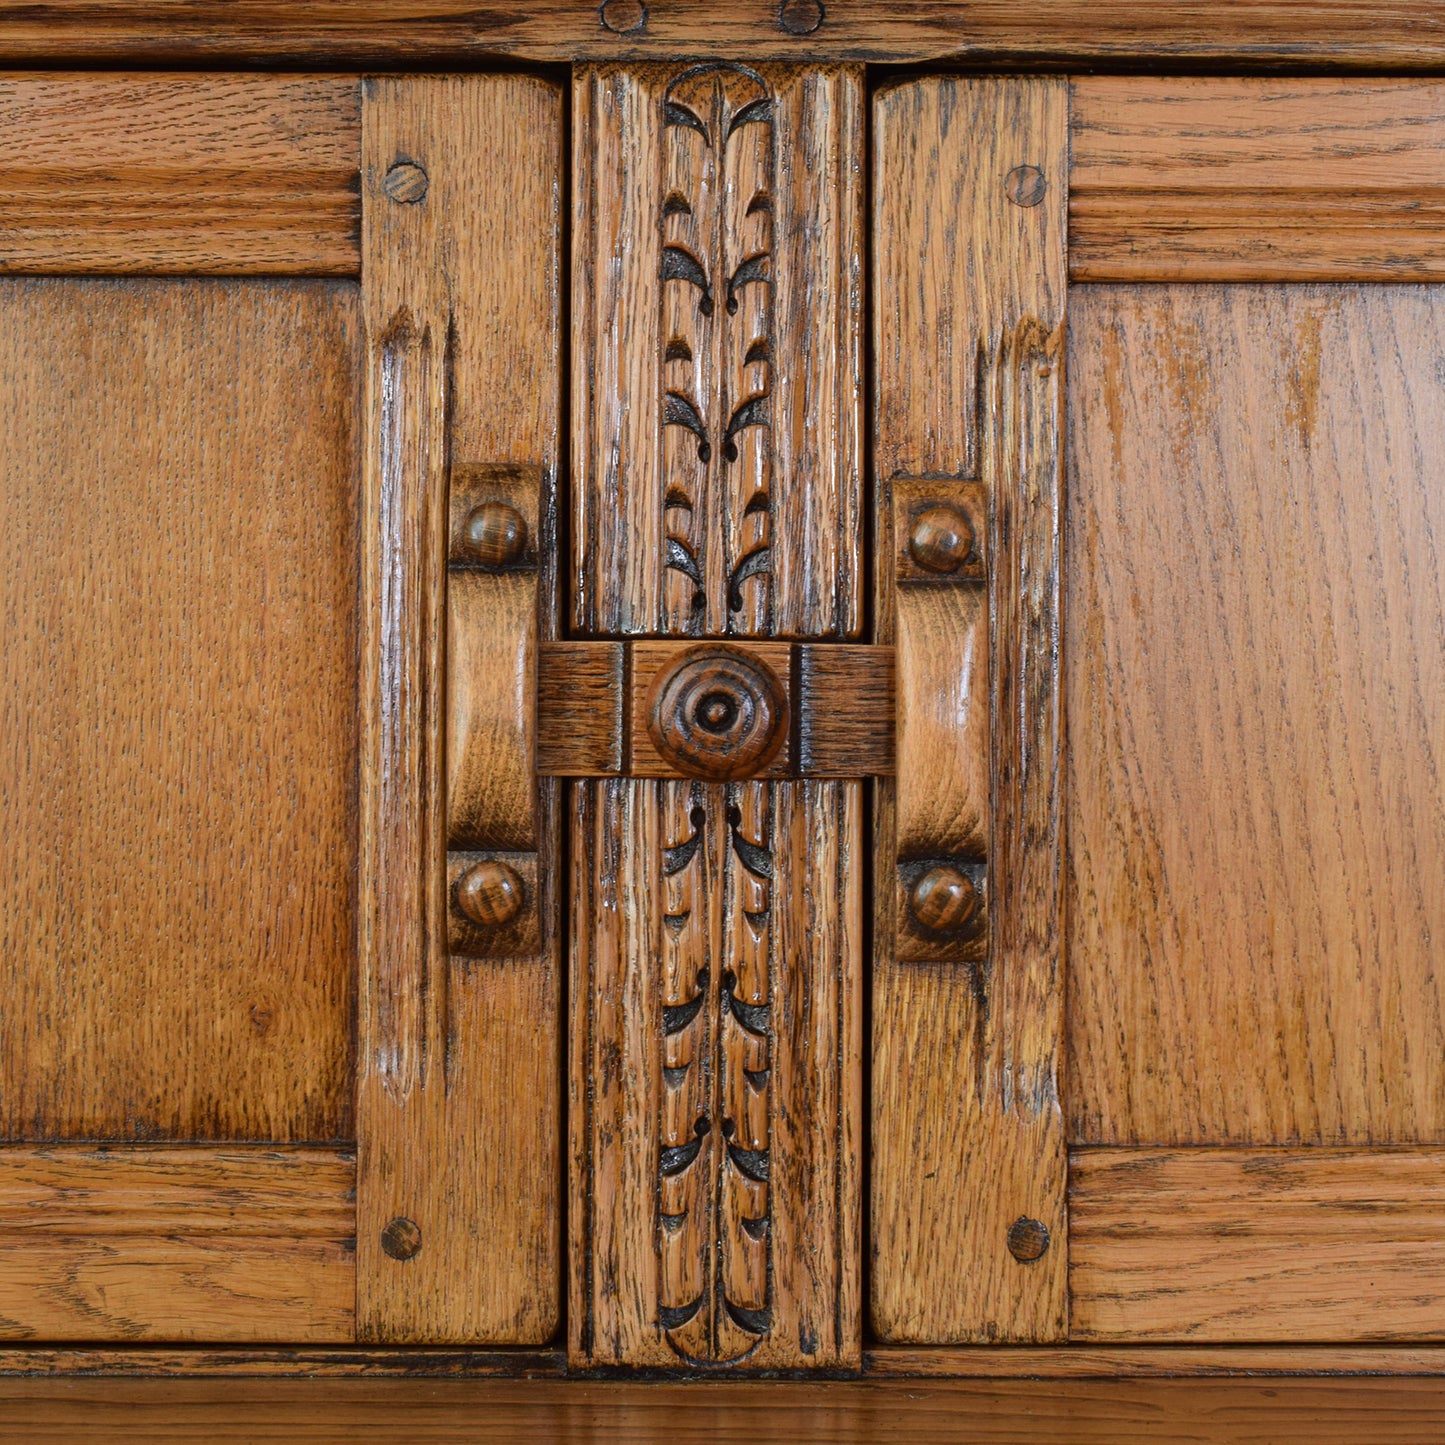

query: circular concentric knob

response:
[646,645,787,781]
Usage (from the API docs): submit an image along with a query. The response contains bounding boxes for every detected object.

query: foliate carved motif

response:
[660,64,774,637]
[659,781,773,1363]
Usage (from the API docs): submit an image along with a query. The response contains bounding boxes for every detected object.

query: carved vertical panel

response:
[573,63,861,641]
[570,62,863,1371]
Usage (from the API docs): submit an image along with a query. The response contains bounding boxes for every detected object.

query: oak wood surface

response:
[568,60,864,1373]
[871,76,1067,1344]
[866,1344,1445,1377]
[1070,78,1445,282]
[572,62,862,641]
[1,3,1442,66]
[1066,284,1445,1147]
[570,779,862,1368]
[358,74,563,1345]
[1070,1149,1445,1341]
[0,74,359,275]
[0,1147,354,1342]
[0,1377,1441,1443]
[0,277,358,1144]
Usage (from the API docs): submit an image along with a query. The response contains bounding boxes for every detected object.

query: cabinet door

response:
[0,74,563,1345]
[873,75,1445,1344]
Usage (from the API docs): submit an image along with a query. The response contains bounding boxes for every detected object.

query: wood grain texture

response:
[1066,285,1445,1147]
[572,62,862,641]
[2,3,1443,66]
[866,1344,1445,1378]
[895,587,989,858]
[0,277,358,1144]
[871,77,1068,1344]
[0,1147,353,1342]
[1,1343,1443,1379]
[795,644,895,777]
[0,1377,1441,1443]
[358,75,562,1344]
[445,463,541,853]
[570,779,861,1368]
[536,643,626,776]
[1070,1149,1445,1341]
[0,74,358,274]
[1071,78,1445,281]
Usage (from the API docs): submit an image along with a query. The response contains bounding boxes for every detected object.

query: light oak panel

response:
[0,1147,353,1342]
[1,3,1441,67]
[358,75,562,1344]
[0,277,358,1143]
[1071,78,1445,281]
[871,76,1068,1344]
[1070,1149,1445,1341]
[1067,285,1445,1146]
[0,74,359,274]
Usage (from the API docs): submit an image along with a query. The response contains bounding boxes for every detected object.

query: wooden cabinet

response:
[1,20,1443,1381]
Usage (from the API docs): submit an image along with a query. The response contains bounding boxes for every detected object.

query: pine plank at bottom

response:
[0,1147,355,1342]
[1070,1148,1445,1341]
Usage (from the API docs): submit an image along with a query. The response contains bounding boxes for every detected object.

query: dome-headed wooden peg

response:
[908,503,974,575]
[380,1216,422,1261]
[382,161,429,205]
[462,501,527,569]
[454,860,524,929]
[908,864,980,935]
[1007,1216,1050,1263]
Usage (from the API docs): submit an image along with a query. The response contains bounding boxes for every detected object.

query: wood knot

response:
[647,645,787,781]
[381,1217,422,1262]
[908,503,974,575]
[1006,1216,1050,1263]
[462,501,528,569]
[599,0,647,32]
[778,0,825,33]
[1004,164,1047,208]
[382,161,429,205]
[908,864,981,935]
[454,860,524,929]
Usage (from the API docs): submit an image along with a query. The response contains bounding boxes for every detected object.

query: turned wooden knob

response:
[462,501,527,568]
[909,864,980,935]
[455,860,523,929]
[908,504,973,574]
[646,645,787,781]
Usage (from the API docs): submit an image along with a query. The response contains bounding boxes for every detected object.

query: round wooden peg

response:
[908,864,980,935]
[463,501,527,569]
[1007,1216,1050,1263]
[382,161,429,205]
[381,1216,422,1261]
[908,504,974,574]
[1004,164,1047,208]
[455,860,524,930]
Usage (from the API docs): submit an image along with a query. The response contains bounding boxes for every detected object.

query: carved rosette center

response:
[647,644,787,781]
